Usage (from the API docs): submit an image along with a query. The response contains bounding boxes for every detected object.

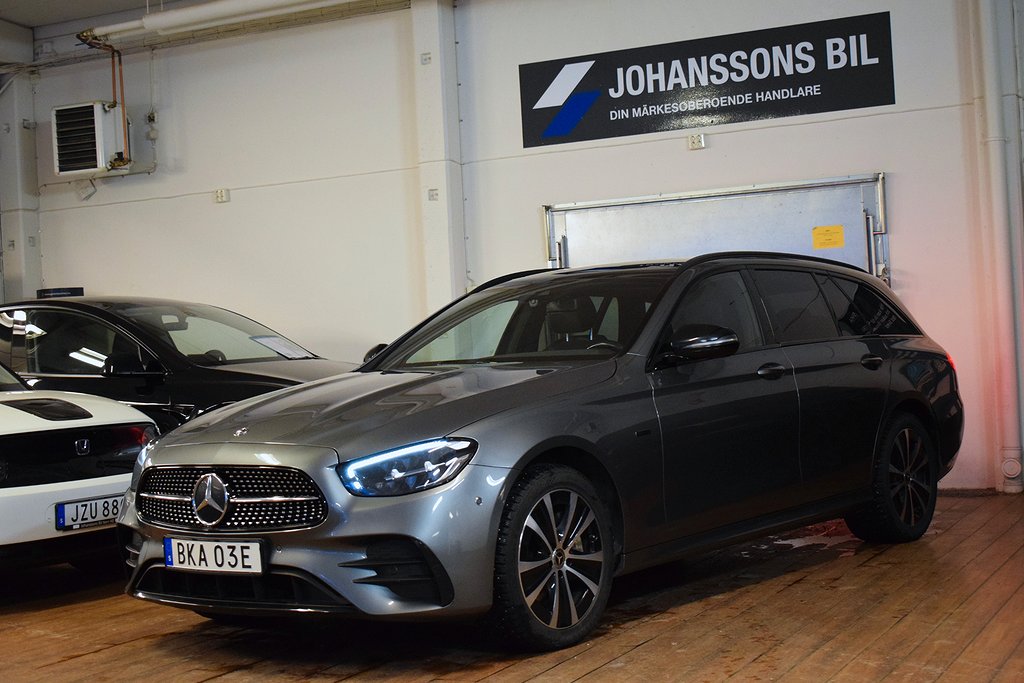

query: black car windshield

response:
[378,268,678,370]
[117,303,316,366]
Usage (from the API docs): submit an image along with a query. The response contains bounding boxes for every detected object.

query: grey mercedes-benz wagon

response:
[118,252,963,650]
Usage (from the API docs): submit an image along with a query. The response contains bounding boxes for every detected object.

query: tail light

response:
[113,423,158,457]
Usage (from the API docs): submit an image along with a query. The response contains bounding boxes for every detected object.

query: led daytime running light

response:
[341,438,475,496]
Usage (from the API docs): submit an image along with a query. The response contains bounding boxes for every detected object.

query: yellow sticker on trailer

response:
[812,225,845,249]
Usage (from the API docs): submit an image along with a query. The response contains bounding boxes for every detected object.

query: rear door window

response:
[816,275,871,336]
[752,269,839,343]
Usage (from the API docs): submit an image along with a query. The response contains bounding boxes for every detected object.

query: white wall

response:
[33,10,423,363]
[453,0,998,489]
[11,0,1016,490]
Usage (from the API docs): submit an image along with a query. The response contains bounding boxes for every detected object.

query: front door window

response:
[20,309,146,375]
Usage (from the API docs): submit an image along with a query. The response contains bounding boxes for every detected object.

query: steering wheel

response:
[204,349,227,363]
[586,342,622,352]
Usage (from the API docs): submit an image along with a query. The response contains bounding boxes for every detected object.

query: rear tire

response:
[491,464,614,651]
[845,413,938,543]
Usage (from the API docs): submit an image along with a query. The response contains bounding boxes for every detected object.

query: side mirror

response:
[363,343,388,363]
[654,325,739,368]
[103,352,165,377]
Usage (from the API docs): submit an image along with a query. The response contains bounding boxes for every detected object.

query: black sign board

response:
[519,12,894,148]
[37,287,84,298]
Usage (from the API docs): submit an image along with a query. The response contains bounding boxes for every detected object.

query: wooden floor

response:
[1,493,1022,682]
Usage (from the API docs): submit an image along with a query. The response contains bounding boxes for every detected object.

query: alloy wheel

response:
[888,426,933,527]
[516,488,605,629]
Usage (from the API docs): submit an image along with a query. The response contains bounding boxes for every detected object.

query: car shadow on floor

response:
[0,562,124,614]
[0,519,874,679]
[600,519,868,626]
[129,519,873,674]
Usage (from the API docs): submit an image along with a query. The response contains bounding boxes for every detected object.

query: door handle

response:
[756,362,787,380]
[860,355,884,370]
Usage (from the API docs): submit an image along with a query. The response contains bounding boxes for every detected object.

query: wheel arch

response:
[512,445,626,572]
[846,396,940,543]
[881,397,939,453]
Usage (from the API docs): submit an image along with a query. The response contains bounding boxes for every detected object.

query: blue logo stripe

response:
[542,90,600,138]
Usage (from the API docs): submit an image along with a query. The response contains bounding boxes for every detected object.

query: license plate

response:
[55,494,123,531]
[164,538,263,574]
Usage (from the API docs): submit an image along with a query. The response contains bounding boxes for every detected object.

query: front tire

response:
[492,464,614,651]
[845,413,938,543]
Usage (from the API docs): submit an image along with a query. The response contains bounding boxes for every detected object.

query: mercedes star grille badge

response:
[192,472,230,527]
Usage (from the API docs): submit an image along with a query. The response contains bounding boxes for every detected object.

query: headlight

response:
[129,438,157,492]
[339,438,477,497]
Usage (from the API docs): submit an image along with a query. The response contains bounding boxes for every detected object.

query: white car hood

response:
[0,389,150,436]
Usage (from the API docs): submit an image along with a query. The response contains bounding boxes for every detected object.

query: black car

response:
[118,252,962,650]
[0,298,354,432]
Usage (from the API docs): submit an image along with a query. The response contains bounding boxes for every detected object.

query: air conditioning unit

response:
[51,102,130,176]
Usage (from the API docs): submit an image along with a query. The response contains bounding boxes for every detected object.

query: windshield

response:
[0,362,27,391]
[117,303,315,366]
[377,268,677,370]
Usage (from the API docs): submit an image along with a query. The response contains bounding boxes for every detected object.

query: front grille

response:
[137,466,327,532]
[134,564,352,611]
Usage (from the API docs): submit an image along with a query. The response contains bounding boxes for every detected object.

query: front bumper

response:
[0,473,130,565]
[119,443,510,619]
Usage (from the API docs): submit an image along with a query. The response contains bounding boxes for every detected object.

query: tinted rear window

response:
[752,269,838,343]
[826,275,919,336]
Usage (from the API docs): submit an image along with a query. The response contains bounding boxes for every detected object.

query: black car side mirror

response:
[364,343,388,363]
[103,352,165,377]
[654,325,740,369]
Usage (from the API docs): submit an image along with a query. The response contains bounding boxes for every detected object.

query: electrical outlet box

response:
[688,133,706,150]
[215,188,230,203]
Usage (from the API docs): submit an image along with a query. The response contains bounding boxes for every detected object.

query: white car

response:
[1,361,155,568]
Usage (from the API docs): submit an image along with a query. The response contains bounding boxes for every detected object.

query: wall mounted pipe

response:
[87,0,361,42]
[980,0,1024,493]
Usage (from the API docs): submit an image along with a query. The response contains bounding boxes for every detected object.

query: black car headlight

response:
[339,438,477,497]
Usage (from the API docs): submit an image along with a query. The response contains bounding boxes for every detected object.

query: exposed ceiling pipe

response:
[74,31,133,168]
[84,0,361,43]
